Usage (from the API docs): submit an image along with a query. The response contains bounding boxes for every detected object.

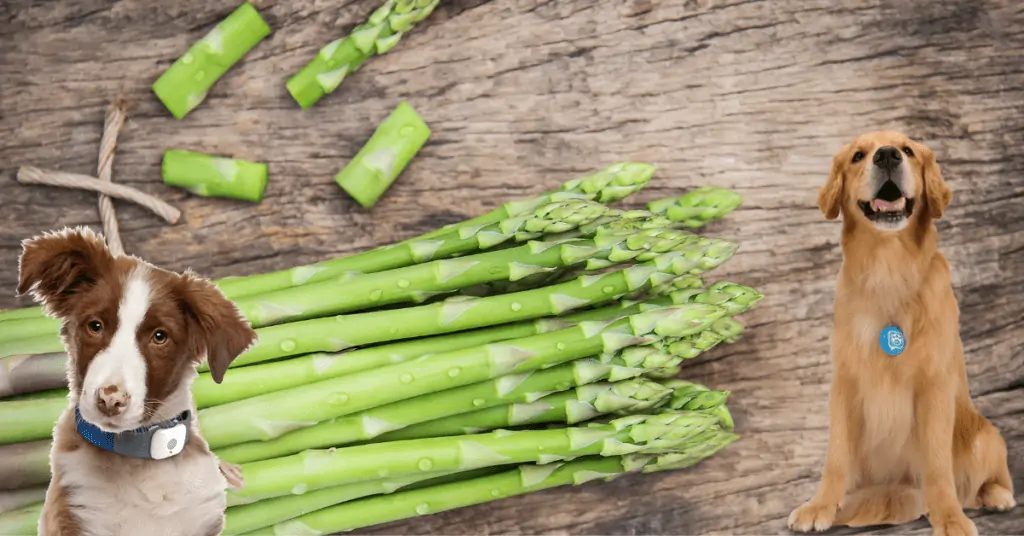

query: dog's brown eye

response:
[902,146,914,157]
[87,320,102,334]
[852,151,865,163]
[152,330,168,345]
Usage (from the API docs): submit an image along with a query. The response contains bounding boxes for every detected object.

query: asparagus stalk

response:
[0,318,60,345]
[214,162,652,300]
[199,303,728,448]
[0,487,46,516]
[0,353,66,398]
[0,396,67,445]
[0,334,64,360]
[0,308,44,322]
[647,186,744,228]
[0,502,40,535]
[162,150,269,202]
[210,236,738,372]
[286,0,440,109]
[335,101,431,208]
[214,354,666,464]
[0,440,50,490]
[227,410,723,503]
[152,2,271,119]
[265,437,741,536]
[658,379,735,430]
[418,162,655,241]
[2,388,68,401]
[375,378,675,442]
[233,198,612,327]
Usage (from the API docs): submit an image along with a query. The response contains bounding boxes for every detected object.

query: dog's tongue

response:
[872,197,906,212]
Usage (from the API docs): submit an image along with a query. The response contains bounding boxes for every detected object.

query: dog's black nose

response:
[873,146,902,170]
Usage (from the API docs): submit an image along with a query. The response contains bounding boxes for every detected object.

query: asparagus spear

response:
[228,410,722,503]
[0,334,64,360]
[162,150,269,202]
[648,186,744,228]
[199,302,728,448]
[0,353,66,398]
[152,2,271,119]
[418,162,655,241]
[0,487,46,516]
[0,396,67,445]
[260,431,738,536]
[0,308,44,322]
[0,502,40,535]
[286,1,440,109]
[0,318,59,345]
[213,162,652,300]
[214,354,666,464]
[0,440,50,490]
[374,378,675,443]
[335,101,431,208]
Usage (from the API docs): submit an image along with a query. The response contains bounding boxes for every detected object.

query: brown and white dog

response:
[788,131,1015,536]
[16,227,258,536]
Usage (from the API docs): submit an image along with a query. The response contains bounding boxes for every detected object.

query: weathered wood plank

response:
[1,0,1021,534]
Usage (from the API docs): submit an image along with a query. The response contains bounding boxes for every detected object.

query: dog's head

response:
[817,130,951,232]
[15,227,257,432]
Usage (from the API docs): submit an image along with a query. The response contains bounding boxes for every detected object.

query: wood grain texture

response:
[1,0,1021,534]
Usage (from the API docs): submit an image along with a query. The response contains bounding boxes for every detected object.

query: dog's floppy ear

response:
[914,141,951,220]
[817,144,848,220]
[17,226,114,317]
[177,271,257,384]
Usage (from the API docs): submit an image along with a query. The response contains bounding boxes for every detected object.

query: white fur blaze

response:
[80,268,152,431]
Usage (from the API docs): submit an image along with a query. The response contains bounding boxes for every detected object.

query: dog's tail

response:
[835,485,925,527]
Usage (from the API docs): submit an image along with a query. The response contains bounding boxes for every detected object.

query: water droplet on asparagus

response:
[400,373,414,383]
[400,125,416,136]
[328,393,349,405]
[448,367,461,378]
[369,289,383,301]
[556,342,566,350]
[291,483,308,495]
[181,53,194,64]
[490,489,502,497]
[510,302,522,311]
[602,285,616,293]
[194,70,206,81]
[415,503,430,515]
[472,398,486,407]
[397,279,410,288]
[418,458,433,470]
[281,340,297,352]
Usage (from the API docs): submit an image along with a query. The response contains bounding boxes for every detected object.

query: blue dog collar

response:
[75,406,191,460]
[879,325,906,356]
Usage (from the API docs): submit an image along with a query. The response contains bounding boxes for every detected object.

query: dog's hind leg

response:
[834,485,926,527]
[960,418,1015,512]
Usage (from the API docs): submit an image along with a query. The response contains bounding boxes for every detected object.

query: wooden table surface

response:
[1,1,1022,534]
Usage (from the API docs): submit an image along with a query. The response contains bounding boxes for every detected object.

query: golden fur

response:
[788,131,1014,536]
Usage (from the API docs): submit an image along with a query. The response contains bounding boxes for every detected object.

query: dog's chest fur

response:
[52,417,227,536]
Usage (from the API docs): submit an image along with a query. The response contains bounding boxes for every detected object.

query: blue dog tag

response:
[879,325,906,356]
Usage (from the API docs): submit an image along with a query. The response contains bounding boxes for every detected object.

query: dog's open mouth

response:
[858,180,914,226]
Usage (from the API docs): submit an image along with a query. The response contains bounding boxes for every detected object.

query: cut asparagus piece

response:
[0,396,66,445]
[0,487,46,516]
[0,440,50,490]
[335,101,431,208]
[162,150,269,202]
[0,352,66,398]
[375,378,674,442]
[227,410,723,503]
[286,1,440,109]
[0,502,40,535]
[647,186,743,228]
[261,432,738,535]
[152,2,271,119]
[199,303,728,448]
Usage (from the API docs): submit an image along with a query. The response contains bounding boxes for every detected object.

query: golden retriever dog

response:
[787,131,1015,536]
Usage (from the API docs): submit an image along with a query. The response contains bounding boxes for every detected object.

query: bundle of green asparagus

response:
[0,163,753,533]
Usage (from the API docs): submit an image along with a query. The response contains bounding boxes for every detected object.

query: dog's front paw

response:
[788,501,837,532]
[930,511,977,536]
[219,460,245,489]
